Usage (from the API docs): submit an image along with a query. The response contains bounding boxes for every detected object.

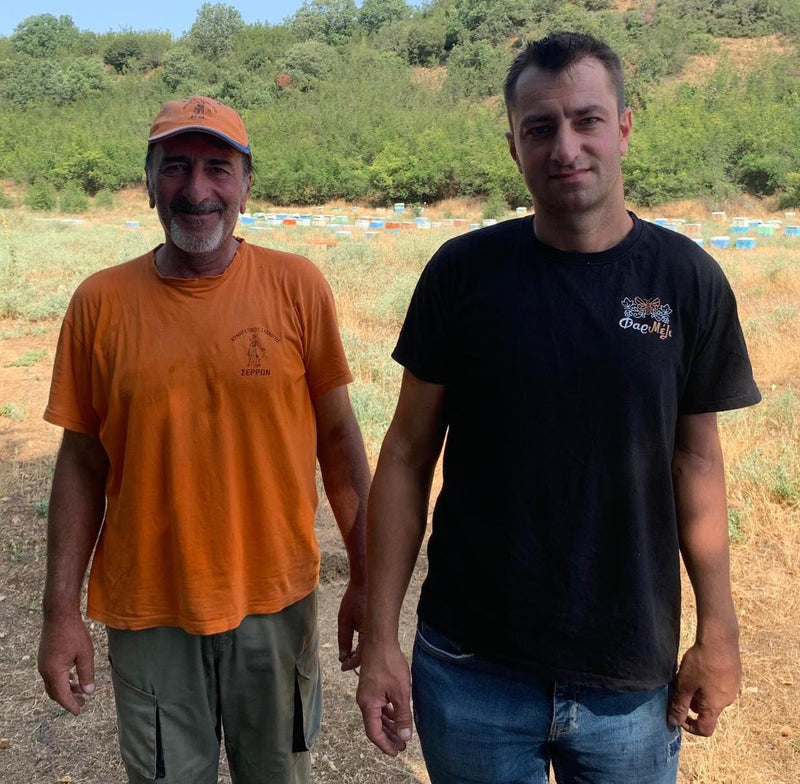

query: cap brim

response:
[148,126,251,156]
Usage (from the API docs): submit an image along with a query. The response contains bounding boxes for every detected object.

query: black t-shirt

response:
[394,214,760,690]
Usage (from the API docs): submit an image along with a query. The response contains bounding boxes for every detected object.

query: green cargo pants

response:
[106,591,321,784]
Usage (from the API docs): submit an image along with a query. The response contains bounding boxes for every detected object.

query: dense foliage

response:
[0,0,798,208]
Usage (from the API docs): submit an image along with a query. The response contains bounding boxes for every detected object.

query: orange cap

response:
[148,96,251,156]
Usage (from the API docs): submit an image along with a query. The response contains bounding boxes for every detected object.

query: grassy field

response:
[0,194,798,783]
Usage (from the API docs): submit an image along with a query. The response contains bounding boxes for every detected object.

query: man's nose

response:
[550,126,580,166]
[182,169,213,203]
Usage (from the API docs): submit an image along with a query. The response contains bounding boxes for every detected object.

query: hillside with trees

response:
[0,0,798,210]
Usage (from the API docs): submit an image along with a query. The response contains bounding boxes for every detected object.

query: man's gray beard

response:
[169,217,226,255]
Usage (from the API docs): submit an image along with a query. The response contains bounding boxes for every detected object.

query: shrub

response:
[94,189,115,209]
[25,181,57,211]
[161,46,205,91]
[482,189,508,220]
[734,152,790,197]
[60,181,89,213]
[778,173,800,210]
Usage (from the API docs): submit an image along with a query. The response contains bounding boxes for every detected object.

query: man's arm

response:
[356,370,447,757]
[37,429,109,716]
[668,411,741,736]
[314,385,371,671]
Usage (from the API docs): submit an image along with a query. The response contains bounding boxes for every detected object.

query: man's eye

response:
[528,125,551,137]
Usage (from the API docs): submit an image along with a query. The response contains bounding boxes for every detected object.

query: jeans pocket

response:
[110,666,161,780]
[292,634,322,752]
[415,620,477,663]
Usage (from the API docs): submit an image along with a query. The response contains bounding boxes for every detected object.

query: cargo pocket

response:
[291,638,322,752]
[110,665,163,780]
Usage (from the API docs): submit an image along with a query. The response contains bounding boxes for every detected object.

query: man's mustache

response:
[170,196,225,215]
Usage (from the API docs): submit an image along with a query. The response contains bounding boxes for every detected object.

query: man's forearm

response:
[38,429,108,715]
[672,418,737,638]
[669,412,740,736]
[43,430,108,616]
[364,451,431,642]
[317,419,370,584]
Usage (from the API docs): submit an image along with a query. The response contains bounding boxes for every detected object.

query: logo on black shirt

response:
[619,297,673,340]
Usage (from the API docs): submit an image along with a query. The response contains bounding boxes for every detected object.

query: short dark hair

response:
[504,32,626,120]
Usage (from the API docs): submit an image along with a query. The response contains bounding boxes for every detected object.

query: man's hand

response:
[668,637,741,736]
[356,639,414,757]
[38,613,96,716]
[337,579,366,671]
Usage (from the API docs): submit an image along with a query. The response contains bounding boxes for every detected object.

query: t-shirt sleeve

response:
[299,265,353,399]
[392,247,454,384]
[679,260,761,414]
[44,286,102,434]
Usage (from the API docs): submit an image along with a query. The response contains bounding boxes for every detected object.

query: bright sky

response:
[1,1,314,39]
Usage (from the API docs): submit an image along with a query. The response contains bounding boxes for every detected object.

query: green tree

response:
[359,0,411,34]
[447,0,535,45]
[217,70,276,108]
[188,3,245,60]
[445,41,507,99]
[103,33,144,73]
[11,14,79,58]
[65,57,109,99]
[279,41,338,91]
[227,24,294,72]
[1,60,73,107]
[52,149,118,195]
[290,0,360,45]
[380,12,449,65]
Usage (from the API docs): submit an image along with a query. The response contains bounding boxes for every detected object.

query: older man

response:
[38,96,369,784]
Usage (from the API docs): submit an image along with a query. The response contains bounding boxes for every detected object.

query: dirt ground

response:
[2,296,798,782]
[0,322,430,784]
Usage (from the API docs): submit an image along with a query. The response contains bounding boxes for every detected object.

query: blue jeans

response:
[411,620,681,784]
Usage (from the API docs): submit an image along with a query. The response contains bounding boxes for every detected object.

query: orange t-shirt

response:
[44,240,353,634]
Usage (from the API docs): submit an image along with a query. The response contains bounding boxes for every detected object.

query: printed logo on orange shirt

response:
[230,326,281,376]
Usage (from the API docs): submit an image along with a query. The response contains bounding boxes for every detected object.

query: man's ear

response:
[506,131,522,174]
[240,172,253,214]
[619,107,633,157]
[146,174,155,209]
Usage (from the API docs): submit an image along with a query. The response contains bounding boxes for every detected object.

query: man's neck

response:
[533,206,633,254]
[155,237,242,279]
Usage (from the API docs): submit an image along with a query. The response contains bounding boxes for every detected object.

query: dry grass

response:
[679,35,797,86]
[1,195,798,782]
